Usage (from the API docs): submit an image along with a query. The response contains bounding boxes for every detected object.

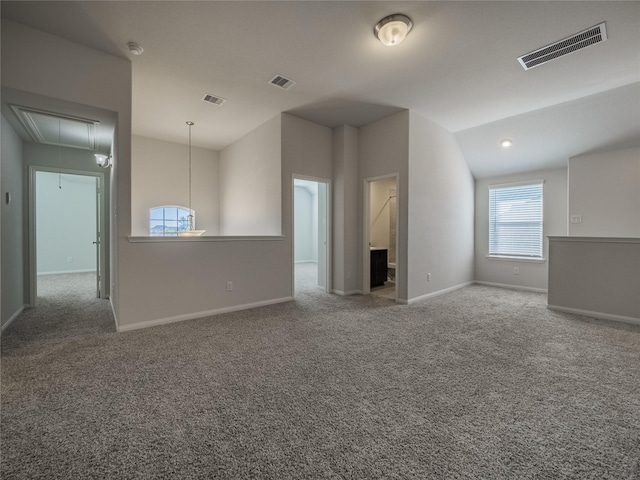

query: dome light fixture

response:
[375,14,413,46]
[500,139,513,148]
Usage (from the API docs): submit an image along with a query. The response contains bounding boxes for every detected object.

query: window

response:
[149,206,194,236]
[489,181,543,258]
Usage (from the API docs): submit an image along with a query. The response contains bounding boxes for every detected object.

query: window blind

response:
[488,182,543,258]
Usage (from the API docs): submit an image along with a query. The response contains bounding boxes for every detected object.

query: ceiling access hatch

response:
[518,22,607,70]
[10,105,100,150]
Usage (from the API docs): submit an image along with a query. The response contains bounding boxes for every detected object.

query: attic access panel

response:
[10,105,100,150]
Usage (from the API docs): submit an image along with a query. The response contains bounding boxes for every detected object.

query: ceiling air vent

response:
[202,93,226,106]
[518,22,607,70]
[269,74,296,90]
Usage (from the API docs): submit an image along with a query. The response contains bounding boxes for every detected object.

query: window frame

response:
[487,180,545,261]
[149,205,195,237]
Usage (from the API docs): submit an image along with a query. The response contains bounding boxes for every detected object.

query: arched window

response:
[149,206,194,236]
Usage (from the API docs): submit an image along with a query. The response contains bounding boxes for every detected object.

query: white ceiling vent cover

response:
[202,94,226,106]
[269,75,296,90]
[518,22,607,70]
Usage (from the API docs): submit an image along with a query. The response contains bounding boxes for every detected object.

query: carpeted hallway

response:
[2,271,639,479]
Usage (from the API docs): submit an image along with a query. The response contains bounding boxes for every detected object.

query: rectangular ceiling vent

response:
[269,74,296,90]
[202,93,226,106]
[518,22,607,70]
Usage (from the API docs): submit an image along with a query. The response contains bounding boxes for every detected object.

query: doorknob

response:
[93,241,99,245]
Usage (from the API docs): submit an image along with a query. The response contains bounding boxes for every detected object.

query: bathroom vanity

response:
[370,248,388,288]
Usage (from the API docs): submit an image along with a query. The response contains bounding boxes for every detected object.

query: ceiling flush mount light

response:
[375,14,413,46]
[94,153,112,168]
[127,42,144,56]
[500,139,513,148]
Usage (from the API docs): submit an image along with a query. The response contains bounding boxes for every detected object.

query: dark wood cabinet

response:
[370,249,388,288]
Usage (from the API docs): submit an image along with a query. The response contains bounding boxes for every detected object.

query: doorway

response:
[364,175,398,301]
[293,176,330,295]
[30,168,105,303]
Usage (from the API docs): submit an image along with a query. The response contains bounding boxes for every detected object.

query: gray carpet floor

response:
[2,270,639,479]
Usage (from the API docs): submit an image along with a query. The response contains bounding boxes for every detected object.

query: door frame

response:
[363,173,399,300]
[292,174,332,297]
[28,166,107,305]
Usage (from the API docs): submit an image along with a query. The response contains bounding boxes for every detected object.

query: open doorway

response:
[293,176,330,296]
[364,175,398,301]
[31,168,105,303]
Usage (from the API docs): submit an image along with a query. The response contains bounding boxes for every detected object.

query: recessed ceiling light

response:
[374,14,413,46]
[500,139,513,148]
[127,42,144,56]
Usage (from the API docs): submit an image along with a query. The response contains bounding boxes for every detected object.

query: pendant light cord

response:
[187,121,194,230]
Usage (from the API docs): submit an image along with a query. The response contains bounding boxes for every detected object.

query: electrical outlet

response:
[226,281,233,292]
[67,257,73,263]
[570,215,582,224]
[513,267,520,275]
[347,270,351,280]
[427,273,431,281]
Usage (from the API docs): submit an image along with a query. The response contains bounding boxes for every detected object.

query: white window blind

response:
[489,181,543,258]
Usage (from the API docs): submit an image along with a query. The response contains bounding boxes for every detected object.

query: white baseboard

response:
[404,281,474,305]
[332,289,363,296]
[38,269,97,275]
[117,296,294,332]
[1,305,26,333]
[295,260,317,264]
[474,281,547,294]
[547,304,640,326]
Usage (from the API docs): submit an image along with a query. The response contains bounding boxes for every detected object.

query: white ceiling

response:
[2,1,639,178]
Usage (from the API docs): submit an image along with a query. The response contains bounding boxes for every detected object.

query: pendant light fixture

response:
[177,121,206,236]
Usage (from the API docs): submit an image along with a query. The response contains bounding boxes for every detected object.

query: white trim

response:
[117,296,294,332]
[547,236,640,244]
[128,235,285,243]
[488,179,545,189]
[1,305,26,333]
[110,296,118,330]
[547,304,640,326]
[485,255,546,263]
[363,173,400,300]
[38,269,97,275]
[295,260,318,265]
[405,281,474,304]
[475,280,547,294]
[292,175,332,296]
[331,289,363,296]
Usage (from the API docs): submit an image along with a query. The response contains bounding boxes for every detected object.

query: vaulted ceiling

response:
[2,1,639,178]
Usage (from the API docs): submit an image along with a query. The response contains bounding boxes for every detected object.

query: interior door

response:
[94,178,101,298]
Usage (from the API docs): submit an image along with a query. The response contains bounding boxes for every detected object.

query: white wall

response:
[568,146,640,237]
[2,19,132,319]
[23,143,112,297]
[475,167,568,292]
[407,111,475,301]
[282,114,333,291]
[219,115,281,235]
[131,135,219,236]
[332,125,359,294]
[1,114,25,329]
[359,111,410,300]
[36,172,96,274]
